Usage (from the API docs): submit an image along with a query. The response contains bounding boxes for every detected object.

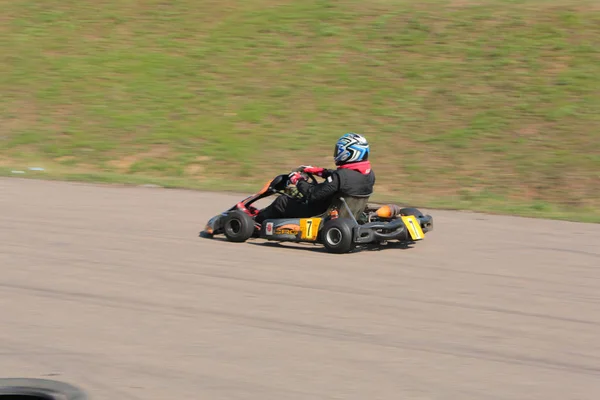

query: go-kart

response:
[200,170,433,254]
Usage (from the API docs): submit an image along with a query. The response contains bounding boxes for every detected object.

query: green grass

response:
[2,0,600,222]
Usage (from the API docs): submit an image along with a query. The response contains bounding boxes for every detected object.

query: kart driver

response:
[253,132,375,224]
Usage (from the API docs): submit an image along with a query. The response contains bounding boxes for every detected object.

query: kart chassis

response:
[202,172,433,253]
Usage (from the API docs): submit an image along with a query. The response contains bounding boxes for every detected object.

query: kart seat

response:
[321,193,372,221]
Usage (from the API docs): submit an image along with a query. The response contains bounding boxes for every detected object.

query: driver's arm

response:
[296,173,340,203]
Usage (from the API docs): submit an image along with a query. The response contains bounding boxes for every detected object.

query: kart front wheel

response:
[321,218,354,254]
[223,210,255,243]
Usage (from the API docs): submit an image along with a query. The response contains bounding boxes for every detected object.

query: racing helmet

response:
[333,133,369,165]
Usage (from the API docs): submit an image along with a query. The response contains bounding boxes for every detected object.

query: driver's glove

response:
[299,165,325,176]
[288,171,306,185]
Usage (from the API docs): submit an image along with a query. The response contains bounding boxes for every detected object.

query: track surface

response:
[1,177,600,400]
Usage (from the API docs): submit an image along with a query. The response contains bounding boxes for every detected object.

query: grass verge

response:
[2,0,599,222]
[2,165,598,224]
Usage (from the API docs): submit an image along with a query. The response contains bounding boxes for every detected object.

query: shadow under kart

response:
[200,171,433,254]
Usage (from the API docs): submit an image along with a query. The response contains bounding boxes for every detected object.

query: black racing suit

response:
[255,167,376,223]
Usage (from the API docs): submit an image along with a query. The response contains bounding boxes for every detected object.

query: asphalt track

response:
[1,177,600,400]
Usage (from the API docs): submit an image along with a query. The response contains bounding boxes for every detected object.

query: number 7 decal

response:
[301,218,321,241]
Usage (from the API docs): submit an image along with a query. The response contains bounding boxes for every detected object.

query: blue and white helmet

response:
[333,133,369,165]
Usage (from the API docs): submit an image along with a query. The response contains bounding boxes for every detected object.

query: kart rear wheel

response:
[322,218,354,254]
[223,210,255,243]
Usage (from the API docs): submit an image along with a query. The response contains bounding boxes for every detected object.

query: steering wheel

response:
[279,169,319,200]
[303,171,318,185]
[292,166,319,185]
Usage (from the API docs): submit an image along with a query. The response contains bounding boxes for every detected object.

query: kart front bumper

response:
[421,214,433,233]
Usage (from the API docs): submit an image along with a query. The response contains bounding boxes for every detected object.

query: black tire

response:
[0,378,87,400]
[321,218,354,254]
[399,207,424,218]
[223,210,255,243]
